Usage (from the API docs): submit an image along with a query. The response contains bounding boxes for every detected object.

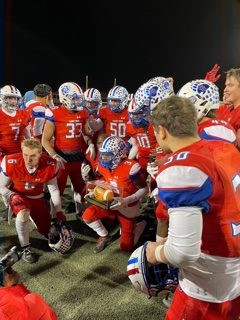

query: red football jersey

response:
[156,139,240,257]
[217,104,240,131]
[97,158,140,198]
[198,118,236,144]
[0,109,30,154]
[45,105,88,152]
[98,105,129,140]
[126,123,164,168]
[4,153,58,196]
[25,100,47,138]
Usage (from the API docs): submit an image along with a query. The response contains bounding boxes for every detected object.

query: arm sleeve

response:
[0,157,14,200]
[125,186,148,204]
[45,108,55,123]
[127,137,138,160]
[46,177,62,213]
[163,206,202,267]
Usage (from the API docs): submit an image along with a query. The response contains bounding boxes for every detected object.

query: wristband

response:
[155,244,165,263]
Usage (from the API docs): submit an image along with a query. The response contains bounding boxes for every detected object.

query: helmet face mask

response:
[58,82,85,112]
[99,136,127,170]
[0,85,22,112]
[128,100,150,127]
[107,86,129,113]
[127,243,179,298]
[99,151,114,169]
[84,88,102,115]
[177,79,220,120]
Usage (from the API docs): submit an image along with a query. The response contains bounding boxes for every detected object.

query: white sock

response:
[86,220,108,237]
[74,192,82,214]
[15,215,30,247]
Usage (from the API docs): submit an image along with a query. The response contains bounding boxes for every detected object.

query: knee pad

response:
[17,209,30,222]
[9,193,30,214]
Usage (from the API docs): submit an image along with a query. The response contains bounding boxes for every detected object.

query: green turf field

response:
[0,185,168,320]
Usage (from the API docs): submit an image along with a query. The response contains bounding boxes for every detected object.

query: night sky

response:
[2,0,240,97]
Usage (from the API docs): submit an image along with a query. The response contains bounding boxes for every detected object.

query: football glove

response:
[204,63,221,83]
[86,144,95,160]
[81,163,91,182]
[147,162,159,179]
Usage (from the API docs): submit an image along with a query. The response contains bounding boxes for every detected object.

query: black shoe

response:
[21,247,38,263]
[93,235,112,254]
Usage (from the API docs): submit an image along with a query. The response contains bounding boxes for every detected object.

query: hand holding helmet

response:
[127,243,178,298]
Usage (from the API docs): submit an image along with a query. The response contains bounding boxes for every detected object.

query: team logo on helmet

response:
[163,80,171,90]
[194,83,209,94]
[60,85,70,95]
[148,85,158,97]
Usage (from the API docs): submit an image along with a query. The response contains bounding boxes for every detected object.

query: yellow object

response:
[93,186,114,202]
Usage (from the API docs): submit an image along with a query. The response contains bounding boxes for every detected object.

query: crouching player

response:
[0,139,71,263]
[82,136,148,253]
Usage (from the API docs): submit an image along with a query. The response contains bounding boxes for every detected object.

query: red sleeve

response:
[0,285,58,320]
[25,293,58,320]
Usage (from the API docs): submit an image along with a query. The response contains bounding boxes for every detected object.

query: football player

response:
[0,85,31,162]
[84,87,103,146]
[42,82,95,217]
[127,79,173,173]
[0,139,67,263]
[146,96,240,320]
[82,136,148,253]
[25,83,54,141]
[218,68,240,149]
[178,79,236,144]
[89,85,130,141]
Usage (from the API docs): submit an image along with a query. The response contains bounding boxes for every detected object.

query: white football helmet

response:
[177,79,220,119]
[99,136,127,169]
[0,85,22,112]
[148,76,174,92]
[127,243,179,297]
[134,79,173,112]
[58,82,85,111]
[84,88,102,115]
[107,85,129,113]
[48,219,75,254]
[128,99,150,127]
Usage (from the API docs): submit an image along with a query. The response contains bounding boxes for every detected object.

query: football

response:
[93,186,114,202]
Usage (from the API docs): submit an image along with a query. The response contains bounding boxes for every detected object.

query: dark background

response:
[2,0,240,96]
